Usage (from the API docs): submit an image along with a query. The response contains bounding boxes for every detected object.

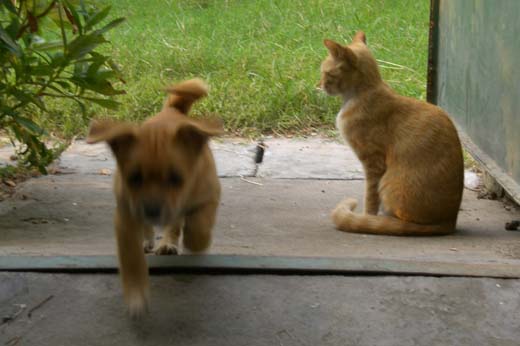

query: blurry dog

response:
[87,78,222,316]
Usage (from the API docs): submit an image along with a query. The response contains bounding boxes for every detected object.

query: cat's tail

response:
[164,78,209,114]
[331,198,455,236]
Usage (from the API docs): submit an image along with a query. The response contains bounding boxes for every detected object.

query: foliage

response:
[0,0,125,172]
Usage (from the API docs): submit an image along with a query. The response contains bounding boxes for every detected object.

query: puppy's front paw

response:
[125,289,149,318]
[155,244,179,255]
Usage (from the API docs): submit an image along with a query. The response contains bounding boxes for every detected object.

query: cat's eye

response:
[128,170,143,188]
[168,170,183,187]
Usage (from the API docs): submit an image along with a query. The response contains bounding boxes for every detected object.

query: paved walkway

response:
[1,273,519,346]
[1,138,519,266]
[1,137,520,345]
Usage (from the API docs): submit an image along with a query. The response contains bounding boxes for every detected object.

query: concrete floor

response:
[1,137,520,345]
[1,273,519,346]
[1,139,520,268]
[2,175,520,267]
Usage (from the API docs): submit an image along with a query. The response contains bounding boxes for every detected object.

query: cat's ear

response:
[323,39,344,58]
[353,31,366,45]
[323,39,357,66]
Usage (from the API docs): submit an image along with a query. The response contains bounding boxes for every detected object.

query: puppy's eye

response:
[168,171,183,187]
[325,71,336,78]
[128,171,143,188]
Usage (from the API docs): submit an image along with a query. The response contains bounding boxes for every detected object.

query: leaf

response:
[1,0,17,14]
[84,6,111,31]
[72,60,123,95]
[55,80,72,91]
[96,17,125,35]
[32,40,63,51]
[30,64,55,76]
[0,26,21,56]
[5,17,21,40]
[86,56,107,77]
[107,58,125,83]
[67,33,106,59]
[0,106,18,117]
[11,90,32,104]
[70,76,125,96]
[50,51,66,67]
[11,90,46,111]
[94,69,117,81]
[13,116,45,135]
[45,83,70,95]
[78,0,88,17]
[73,60,89,76]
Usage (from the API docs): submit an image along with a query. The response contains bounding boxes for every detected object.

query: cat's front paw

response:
[336,198,358,212]
[155,243,179,255]
[143,239,155,253]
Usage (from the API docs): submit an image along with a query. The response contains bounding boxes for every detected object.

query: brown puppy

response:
[87,79,222,316]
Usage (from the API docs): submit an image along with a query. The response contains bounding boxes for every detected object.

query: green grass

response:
[53,0,431,137]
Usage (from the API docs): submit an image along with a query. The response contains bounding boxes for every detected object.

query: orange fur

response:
[87,79,223,316]
[320,32,464,236]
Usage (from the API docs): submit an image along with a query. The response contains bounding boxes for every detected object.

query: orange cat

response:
[319,31,464,236]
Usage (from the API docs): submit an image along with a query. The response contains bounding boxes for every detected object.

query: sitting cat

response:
[319,31,464,236]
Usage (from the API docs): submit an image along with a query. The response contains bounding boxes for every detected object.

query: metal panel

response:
[1,255,520,278]
[428,0,520,203]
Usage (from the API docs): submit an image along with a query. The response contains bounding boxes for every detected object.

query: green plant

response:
[0,0,125,172]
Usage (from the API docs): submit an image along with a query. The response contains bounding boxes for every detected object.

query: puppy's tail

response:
[165,78,209,114]
[331,198,455,236]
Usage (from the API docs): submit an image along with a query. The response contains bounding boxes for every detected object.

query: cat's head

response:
[319,31,381,96]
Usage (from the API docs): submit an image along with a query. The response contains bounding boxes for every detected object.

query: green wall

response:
[434,0,520,185]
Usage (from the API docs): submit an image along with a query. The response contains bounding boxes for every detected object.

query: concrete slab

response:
[1,273,519,346]
[57,141,115,175]
[1,136,520,276]
[57,139,257,177]
[1,175,520,271]
[210,139,257,177]
[2,136,520,344]
[257,137,364,179]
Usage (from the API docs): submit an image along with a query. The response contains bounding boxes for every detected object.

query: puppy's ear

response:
[323,39,357,67]
[164,78,209,114]
[353,31,366,44]
[175,117,224,154]
[87,120,137,161]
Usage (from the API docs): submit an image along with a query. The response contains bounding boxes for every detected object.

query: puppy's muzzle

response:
[143,201,163,224]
